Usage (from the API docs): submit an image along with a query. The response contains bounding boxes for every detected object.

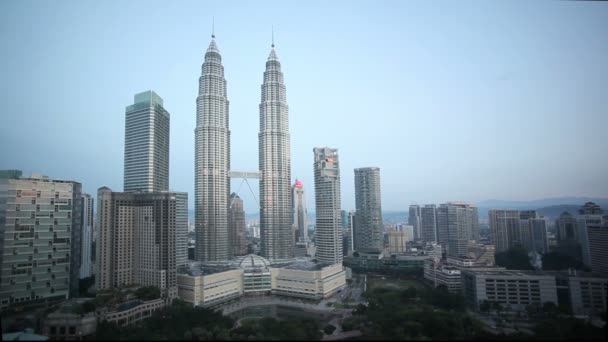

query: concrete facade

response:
[95,188,178,300]
[313,148,343,264]
[0,172,82,309]
[353,167,383,253]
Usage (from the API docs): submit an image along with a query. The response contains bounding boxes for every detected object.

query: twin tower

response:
[195,34,292,263]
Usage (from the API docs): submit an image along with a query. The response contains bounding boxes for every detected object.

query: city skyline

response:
[2,1,608,214]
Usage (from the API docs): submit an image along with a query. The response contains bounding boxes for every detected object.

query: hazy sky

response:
[1,0,607,213]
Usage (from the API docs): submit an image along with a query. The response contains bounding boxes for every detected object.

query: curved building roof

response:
[233,254,271,270]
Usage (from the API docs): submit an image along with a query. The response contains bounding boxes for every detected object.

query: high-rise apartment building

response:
[517,210,548,254]
[80,193,94,279]
[291,179,308,244]
[438,202,479,258]
[408,205,422,241]
[529,217,548,254]
[489,209,520,253]
[124,91,170,193]
[555,212,583,261]
[353,167,383,253]
[420,204,438,243]
[0,171,82,310]
[175,193,188,267]
[577,202,608,275]
[259,41,292,261]
[345,211,356,256]
[229,193,248,257]
[388,229,408,254]
[313,147,343,264]
[195,34,231,263]
[96,187,178,299]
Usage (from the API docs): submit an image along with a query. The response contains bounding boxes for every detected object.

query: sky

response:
[1,0,607,214]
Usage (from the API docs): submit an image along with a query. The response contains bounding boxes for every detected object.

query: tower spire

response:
[271,25,274,48]
[212,17,215,39]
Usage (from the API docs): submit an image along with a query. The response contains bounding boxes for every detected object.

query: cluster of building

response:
[488,209,548,254]
[418,201,608,318]
[1,31,356,332]
[554,202,608,275]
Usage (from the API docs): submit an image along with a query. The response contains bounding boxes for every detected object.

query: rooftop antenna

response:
[212,16,215,38]
[271,25,274,48]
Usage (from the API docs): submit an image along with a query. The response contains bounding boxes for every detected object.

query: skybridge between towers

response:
[229,171,260,209]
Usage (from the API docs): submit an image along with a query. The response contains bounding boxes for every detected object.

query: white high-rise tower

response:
[195,31,231,262]
[259,36,293,261]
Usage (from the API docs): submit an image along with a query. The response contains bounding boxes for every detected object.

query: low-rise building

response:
[177,264,243,307]
[343,251,430,273]
[461,269,558,312]
[176,255,346,307]
[42,300,97,340]
[272,262,346,299]
[424,259,505,293]
[98,298,166,327]
[551,270,608,317]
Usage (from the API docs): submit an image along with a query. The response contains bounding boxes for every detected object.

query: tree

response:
[495,246,534,270]
[479,300,491,314]
[323,324,336,335]
[134,286,160,301]
[542,301,559,318]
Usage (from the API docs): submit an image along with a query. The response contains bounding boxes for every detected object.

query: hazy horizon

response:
[1,0,607,213]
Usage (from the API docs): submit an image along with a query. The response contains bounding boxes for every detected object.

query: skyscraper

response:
[291,179,308,244]
[175,192,189,267]
[555,212,583,261]
[408,205,422,241]
[346,211,356,256]
[313,147,343,264]
[124,90,169,193]
[229,193,248,256]
[96,188,178,299]
[259,40,292,261]
[195,33,231,263]
[80,193,94,279]
[0,171,82,310]
[577,202,608,275]
[353,167,383,253]
[489,209,520,253]
[438,202,479,258]
[420,204,438,243]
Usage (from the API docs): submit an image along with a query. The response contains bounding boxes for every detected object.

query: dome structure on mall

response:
[233,254,271,271]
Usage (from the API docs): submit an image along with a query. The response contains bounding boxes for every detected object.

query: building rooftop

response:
[281,260,326,271]
[178,262,236,276]
[233,254,272,270]
[464,269,553,277]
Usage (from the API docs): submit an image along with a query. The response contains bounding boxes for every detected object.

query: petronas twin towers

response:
[195,32,293,263]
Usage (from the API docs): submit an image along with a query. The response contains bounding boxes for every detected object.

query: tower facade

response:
[96,188,178,299]
[259,42,293,261]
[353,167,383,253]
[80,193,94,279]
[488,209,520,253]
[408,205,422,241]
[124,90,169,192]
[229,193,248,256]
[420,204,438,243]
[0,172,82,309]
[291,179,308,244]
[313,147,343,264]
[195,35,231,263]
